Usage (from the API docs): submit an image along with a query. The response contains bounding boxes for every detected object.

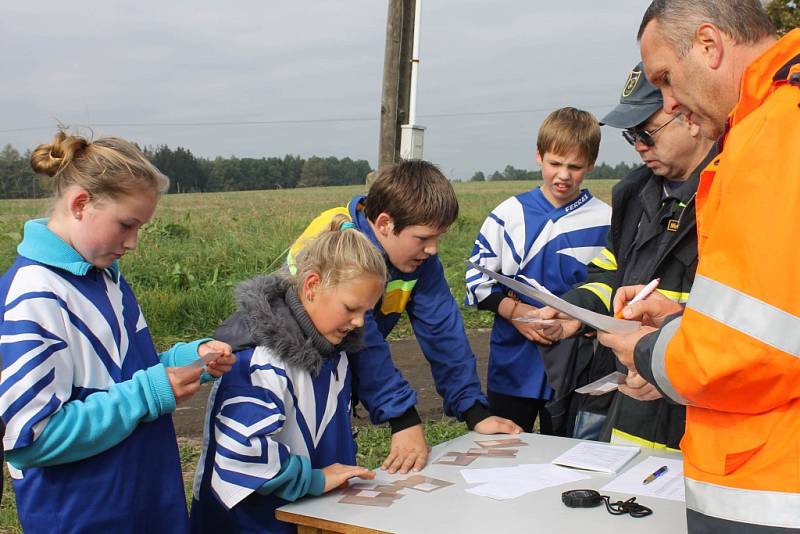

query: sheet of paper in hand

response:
[184,352,220,368]
[466,261,641,334]
[574,371,628,395]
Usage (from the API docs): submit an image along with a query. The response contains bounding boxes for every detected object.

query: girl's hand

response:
[166,365,203,404]
[199,340,236,377]
[322,463,375,492]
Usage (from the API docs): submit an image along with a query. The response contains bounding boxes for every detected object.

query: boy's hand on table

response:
[322,464,375,492]
[473,415,522,435]
[382,424,429,474]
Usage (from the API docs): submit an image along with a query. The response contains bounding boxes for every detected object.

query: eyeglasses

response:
[622,113,682,147]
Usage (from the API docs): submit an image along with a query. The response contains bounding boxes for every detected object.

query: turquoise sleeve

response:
[159,338,217,384]
[6,363,175,470]
[256,454,326,501]
[159,338,211,367]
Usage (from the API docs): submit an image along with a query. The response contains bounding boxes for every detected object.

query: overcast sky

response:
[1,0,653,180]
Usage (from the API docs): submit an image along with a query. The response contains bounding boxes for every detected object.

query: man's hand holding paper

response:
[597,284,684,372]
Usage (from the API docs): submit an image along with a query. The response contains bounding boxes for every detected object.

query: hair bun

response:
[30,131,89,177]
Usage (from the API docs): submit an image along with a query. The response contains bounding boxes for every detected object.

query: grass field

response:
[0,180,616,347]
[0,179,616,531]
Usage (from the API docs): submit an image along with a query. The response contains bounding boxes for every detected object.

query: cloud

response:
[1,0,650,178]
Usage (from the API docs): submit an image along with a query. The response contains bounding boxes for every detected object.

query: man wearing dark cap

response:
[537,62,714,449]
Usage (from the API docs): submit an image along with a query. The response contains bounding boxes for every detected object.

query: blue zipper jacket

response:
[216,196,490,429]
[0,219,209,533]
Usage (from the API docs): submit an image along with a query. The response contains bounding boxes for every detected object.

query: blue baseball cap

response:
[600,62,663,129]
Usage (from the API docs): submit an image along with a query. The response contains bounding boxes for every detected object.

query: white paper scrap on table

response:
[414,483,439,492]
[551,442,640,474]
[601,457,685,502]
[463,464,590,501]
[575,371,628,395]
[355,490,382,498]
[460,466,523,485]
[466,261,641,334]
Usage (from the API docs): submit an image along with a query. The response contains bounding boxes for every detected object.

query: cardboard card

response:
[338,494,402,507]
[338,484,405,507]
[434,452,479,466]
[184,352,220,368]
[474,438,528,449]
[392,474,453,493]
[466,447,517,457]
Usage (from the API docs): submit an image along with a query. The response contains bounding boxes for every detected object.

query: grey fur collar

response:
[234,274,364,375]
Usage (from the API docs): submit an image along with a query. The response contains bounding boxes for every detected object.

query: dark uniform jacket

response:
[550,148,715,449]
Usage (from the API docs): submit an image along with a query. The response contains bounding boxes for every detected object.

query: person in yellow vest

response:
[216,160,521,474]
[598,1,800,532]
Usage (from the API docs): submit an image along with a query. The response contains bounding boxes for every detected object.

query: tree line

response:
[466,161,639,183]
[0,143,372,198]
[0,141,642,199]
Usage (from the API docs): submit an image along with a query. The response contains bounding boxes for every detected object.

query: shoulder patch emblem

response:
[622,69,642,98]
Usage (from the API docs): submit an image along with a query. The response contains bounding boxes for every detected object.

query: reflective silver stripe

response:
[686,477,800,529]
[651,316,692,405]
[688,274,800,358]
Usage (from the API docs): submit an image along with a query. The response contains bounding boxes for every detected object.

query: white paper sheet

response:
[601,457,685,502]
[551,442,640,473]
[462,464,590,501]
[460,466,522,485]
[466,262,642,334]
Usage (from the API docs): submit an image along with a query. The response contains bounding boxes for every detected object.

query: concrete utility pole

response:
[377,0,417,173]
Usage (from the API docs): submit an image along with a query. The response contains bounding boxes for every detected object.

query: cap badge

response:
[622,69,642,98]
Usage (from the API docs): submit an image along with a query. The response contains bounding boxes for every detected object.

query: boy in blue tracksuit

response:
[465,108,611,433]
[216,160,520,473]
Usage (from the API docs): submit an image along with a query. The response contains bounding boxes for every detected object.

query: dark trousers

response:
[488,390,554,434]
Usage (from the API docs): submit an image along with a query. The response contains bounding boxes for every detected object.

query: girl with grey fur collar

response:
[191,218,387,534]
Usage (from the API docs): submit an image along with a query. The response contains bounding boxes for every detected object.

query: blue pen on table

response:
[642,465,669,485]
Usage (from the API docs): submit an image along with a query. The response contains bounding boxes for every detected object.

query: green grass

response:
[0,180,616,531]
[0,180,615,346]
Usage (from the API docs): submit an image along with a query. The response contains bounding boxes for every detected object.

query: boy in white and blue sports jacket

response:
[216,161,521,475]
[465,108,611,433]
[192,223,384,533]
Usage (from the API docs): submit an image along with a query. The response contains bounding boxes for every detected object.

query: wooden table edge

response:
[275,509,393,534]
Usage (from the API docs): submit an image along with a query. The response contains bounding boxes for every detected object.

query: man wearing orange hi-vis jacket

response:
[597,1,800,532]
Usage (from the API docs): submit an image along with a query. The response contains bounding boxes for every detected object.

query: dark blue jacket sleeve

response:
[406,257,489,420]
[350,310,418,425]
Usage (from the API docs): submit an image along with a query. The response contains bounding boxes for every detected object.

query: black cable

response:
[601,495,653,518]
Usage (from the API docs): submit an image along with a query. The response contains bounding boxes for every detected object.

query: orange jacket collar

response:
[730,28,800,127]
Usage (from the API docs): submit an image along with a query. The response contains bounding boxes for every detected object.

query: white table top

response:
[277,432,687,534]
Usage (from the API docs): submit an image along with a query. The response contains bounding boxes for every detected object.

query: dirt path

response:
[172,330,492,439]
